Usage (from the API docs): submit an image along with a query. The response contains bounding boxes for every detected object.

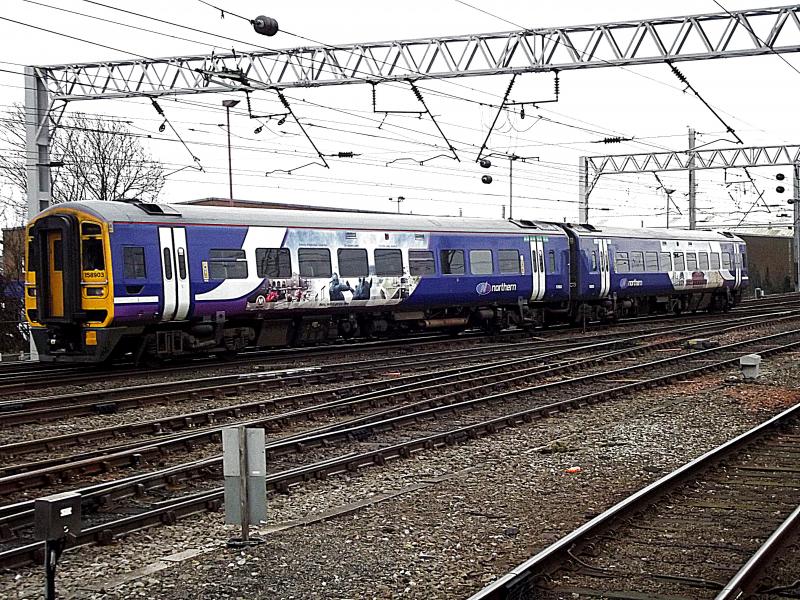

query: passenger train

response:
[24,200,748,363]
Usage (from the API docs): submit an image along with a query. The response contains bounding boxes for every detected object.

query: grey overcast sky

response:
[1,0,799,228]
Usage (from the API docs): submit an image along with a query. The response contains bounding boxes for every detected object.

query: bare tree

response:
[0,105,165,225]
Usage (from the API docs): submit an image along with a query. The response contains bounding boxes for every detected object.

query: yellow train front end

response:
[25,205,117,362]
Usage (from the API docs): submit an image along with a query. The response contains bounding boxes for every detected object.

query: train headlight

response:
[86,287,105,297]
[27,287,36,297]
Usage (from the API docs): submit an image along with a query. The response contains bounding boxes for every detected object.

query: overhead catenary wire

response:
[1,1,788,225]
[7,0,689,177]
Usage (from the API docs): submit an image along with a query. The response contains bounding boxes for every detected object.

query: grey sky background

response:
[1,0,799,228]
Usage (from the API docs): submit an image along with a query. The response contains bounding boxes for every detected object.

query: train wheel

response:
[141,355,163,369]
[216,349,239,361]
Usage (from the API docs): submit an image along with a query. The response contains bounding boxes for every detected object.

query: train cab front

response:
[25,210,118,363]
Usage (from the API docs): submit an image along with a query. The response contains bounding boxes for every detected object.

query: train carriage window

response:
[741,252,747,269]
[52,239,63,271]
[698,252,709,270]
[469,250,493,275]
[123,246,146,279]
[81,222,102,236]
[498,249,521,274]
[256,248,291,278]
[209,249,248,279]
[614,252,629,272]
[591,251,598,271]
[337,248,368,277]
[645,252,659,272]
[630,251,645,273]
[298,248,331,278]
[440,249,465,275]
[375,249,403,276]
[722,252,732,269]
[734,253,742,267]
[27,239,35,270]
[82,239,105,271]
[177,248,187,280]
[686,253,698,270]
[673,252,685,271]
[547,250,556,274]
[163,248,173,280]
[710,253,721,269]
[659,252,672,271]
[409,250,435,276]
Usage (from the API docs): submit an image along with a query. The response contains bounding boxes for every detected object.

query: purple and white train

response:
[24,200,748,363]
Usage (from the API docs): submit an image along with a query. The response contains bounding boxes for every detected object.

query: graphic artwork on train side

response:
[236,229,428,312]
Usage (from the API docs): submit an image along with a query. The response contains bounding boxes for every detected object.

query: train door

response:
[596,239,611,298]
[47,231,64,317]
[158,227,191,321]
[29,213,81,323]
[529,238,545,301]
[733,245,742,289]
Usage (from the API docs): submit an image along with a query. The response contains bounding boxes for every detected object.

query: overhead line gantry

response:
[26,4,800,217]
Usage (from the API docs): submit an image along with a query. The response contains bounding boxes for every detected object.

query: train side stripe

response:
[114,296,159,304]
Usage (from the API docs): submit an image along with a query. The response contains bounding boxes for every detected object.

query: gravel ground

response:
[2,348,798,599]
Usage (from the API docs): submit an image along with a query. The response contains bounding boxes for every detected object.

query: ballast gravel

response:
[2,351,798,600]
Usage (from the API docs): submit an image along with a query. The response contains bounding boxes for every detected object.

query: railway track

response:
[0,310,790,470]
[469,404,800,600]
[4,296,798,395]
[1,306,793,423]
[1,312,799,569]
[0,335,624,426]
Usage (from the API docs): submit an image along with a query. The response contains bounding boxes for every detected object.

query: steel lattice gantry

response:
[32,4,800,99]
[578,144,800,290]
[24,4,800,218]
[579,143,800,222]
[586,144,800,176]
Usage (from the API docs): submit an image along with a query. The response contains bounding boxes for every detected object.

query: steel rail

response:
[2,332,800,569]
[715,503,800,600]
[0,313,795,496]
[1,311,788,478]
[5,300,792,395]
[468,404,800,600]
[1,307,787,420]
[0,337,597,423]
[0,338,618,459]
[4,301,793,398]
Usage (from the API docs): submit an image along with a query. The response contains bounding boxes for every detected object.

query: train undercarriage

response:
[33,287,742,365]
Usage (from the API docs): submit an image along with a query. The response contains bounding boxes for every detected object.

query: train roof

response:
[562,222,745,243]
[40,201,569,236]
[34,201,744,243]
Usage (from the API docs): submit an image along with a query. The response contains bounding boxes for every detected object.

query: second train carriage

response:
[563,223,747,321]
[23,200,747,364]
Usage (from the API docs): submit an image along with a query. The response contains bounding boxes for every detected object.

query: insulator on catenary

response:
[252,15,279,36]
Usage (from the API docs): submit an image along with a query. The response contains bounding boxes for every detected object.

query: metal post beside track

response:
[223,427,266,546]
[794,163,800,292]
[34,492,80,600]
